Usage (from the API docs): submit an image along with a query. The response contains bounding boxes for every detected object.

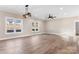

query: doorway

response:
[76,22,79,35]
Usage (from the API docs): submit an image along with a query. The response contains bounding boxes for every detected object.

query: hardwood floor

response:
[0,34,79,54]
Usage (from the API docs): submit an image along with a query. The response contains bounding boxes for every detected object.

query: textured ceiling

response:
[0,5,79,20]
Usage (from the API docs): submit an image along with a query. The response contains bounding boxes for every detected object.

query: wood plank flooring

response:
[0,34,79,54]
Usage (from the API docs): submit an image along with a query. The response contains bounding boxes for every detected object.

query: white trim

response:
[5,17,23,34]
[0,32,44,40]
[46,32,76,41]
[74,20,79,36]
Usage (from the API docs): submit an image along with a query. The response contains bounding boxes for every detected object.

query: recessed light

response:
[64,13,67,15]
[60,7,63,10]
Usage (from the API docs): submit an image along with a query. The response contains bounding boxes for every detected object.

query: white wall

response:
[0,11,45,40]
[0,11,79,40]
[46,17,76,37]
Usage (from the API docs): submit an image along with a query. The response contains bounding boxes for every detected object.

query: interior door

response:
[76,22,79,35]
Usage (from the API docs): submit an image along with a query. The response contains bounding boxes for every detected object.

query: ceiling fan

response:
[23,5,31,18]
[22,5,56,20]
[48,14,56,20]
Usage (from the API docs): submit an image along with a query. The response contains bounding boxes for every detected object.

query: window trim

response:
[5,17,23,34]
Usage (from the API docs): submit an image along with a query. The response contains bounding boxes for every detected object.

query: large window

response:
[5,17,23,34]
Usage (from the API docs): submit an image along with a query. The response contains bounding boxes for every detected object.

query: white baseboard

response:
[0,32,44,40]
[46,32,77,41]
[0,32,76,41]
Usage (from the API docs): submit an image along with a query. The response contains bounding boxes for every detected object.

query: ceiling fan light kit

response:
[23,12,31,18]
[48,14,56,20]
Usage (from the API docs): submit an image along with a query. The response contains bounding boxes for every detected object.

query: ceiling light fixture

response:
[64,13,67,15]
[23,5,31,18]
[48,14,56,20]
[60,7,63,10]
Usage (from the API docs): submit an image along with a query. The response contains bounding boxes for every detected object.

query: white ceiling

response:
[0,5,79,20]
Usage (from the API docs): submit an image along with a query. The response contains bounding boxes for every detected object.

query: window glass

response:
[6,17,23,33]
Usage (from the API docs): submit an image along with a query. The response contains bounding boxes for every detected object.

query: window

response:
[32,22,39,32]
[36,22,38,27]
[5,17,23,34]
[32,29,35,31]
[36,29,38,31]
